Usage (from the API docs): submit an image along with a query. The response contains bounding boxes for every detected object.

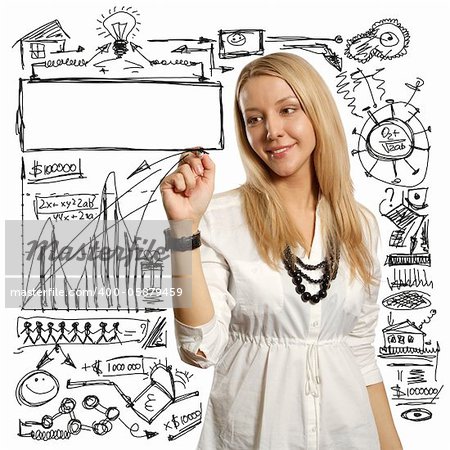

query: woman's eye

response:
[246,117,261,126]
[281,107,296,115]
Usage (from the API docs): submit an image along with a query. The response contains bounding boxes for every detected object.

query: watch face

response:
[163,228,171,252]
[191,232,202,250]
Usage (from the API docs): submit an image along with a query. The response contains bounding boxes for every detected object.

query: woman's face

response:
[239,75,316,181]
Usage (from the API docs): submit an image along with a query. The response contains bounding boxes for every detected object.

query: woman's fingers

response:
[199,153,215,181]
[161,149,213,197]
[177,163,197,195]
[180,151,215,182]
[162,163,198,197]
[179,150,205,177]
[160,150,214,222]
[166,172,186,193]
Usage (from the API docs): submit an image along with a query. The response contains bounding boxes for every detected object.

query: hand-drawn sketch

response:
[17,356,200,441]
[336,67,386,118]
[12,29,203,432]
[382,290,431,310]
[99,7,141,58]
[266,34,343,70]
[387,268,433,291]
[18,397,79,440]
[36,343,76,369]
[67,361,199,425]
[17,78,224,152]
[400,407,433,422]
[218,29,264,59]
[378,312,443,421]
[379,187,430,266]
[13,19,76,70]
[18,395,144,439]
[345,19,410,63]
[20,164,181,311]
[352,98,430,186]
[26,158,85,185]
[16,316,165,349]
[16,369,60,407]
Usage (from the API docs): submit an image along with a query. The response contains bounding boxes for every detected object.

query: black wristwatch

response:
[164,228,202,252]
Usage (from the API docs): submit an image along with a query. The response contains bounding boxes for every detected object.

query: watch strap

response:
[164,228,201,252]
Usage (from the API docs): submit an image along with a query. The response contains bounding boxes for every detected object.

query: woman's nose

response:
[265,114,284,140]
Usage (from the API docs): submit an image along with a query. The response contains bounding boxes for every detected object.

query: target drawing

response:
[352,100,430,186]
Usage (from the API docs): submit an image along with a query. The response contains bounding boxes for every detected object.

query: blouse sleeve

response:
[173,212,236,369]
[345,208,383,386]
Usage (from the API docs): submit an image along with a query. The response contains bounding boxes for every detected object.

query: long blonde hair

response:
[234,52,376,285]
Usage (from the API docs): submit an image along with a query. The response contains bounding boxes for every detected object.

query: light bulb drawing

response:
[97,7,141,58]
[103,11,135,57]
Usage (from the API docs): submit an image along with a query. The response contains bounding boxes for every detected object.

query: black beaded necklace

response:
[282,246,339,304]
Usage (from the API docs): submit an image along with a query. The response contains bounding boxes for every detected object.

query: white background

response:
[1,0,449,449]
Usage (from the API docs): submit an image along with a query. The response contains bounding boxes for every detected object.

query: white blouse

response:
[175,189,382,450]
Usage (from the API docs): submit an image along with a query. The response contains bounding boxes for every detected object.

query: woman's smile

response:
[266,143,295,158]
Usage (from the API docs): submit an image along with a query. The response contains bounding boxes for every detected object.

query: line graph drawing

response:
[18,154,189,311]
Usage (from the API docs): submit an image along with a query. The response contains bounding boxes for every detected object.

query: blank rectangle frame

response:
[18,78,224,152]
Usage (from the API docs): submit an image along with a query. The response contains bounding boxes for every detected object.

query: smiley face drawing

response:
[227,32,247,47]
[16,370,59,407]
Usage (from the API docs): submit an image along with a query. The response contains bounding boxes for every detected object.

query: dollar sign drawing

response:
[30,160,42,177]
[171,414,180,429]
[391,384,405,398]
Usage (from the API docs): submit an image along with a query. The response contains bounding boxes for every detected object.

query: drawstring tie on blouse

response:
[306,343,321,447]
[305,343,320,397]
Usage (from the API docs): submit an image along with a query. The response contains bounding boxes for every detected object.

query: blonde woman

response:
[161,53,402,450]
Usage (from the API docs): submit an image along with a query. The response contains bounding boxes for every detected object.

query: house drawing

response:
[380,319,426,354]
[13,20,70,69]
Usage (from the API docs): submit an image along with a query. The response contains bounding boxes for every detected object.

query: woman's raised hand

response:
[160,151,215,230]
